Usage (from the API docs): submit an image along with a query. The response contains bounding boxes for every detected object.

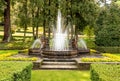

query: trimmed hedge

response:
[0,50,38,61]
[81,53,120,62]
[0,61,33,81]
[0,57,38,61]
[96,46,120,53]
[91,64,120,81]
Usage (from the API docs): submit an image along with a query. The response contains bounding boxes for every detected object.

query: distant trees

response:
[95,1,120,46]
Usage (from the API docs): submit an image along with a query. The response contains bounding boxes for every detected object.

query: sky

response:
[100,0,112,7]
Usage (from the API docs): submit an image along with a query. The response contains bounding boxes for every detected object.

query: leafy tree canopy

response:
[95,1,120,46]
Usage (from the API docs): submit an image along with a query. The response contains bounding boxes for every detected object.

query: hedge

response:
[96,46,120,53]
[0,57,38,61]
[81,53,120,62]
[0,50,38,61]
[0,61,33,81]
[91,64,120,81]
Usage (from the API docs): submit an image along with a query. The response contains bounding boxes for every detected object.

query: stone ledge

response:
[75,60,120,70]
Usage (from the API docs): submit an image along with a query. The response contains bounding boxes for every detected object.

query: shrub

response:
[0,41,33,50]
[0,52,17,57]
[84,38,96,49]
[0,61,33,81]
[96,46,120,53]
[103,53,120,59]
[81,57,118,62]
[91,64,120,81]
[0,50,38,61]
[81,53,120,62]
[18,49,28,53]
[0,50,18,55]
[0,57,38,61]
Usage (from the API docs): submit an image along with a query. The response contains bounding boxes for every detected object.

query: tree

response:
[95,2,120,46]
[29,0,44,39]
[3,0,11,42]
[71,0,99,30]
[0,0,6,25]
[42,0,99,39]
[14,0,30,41]
[83,26,94,39]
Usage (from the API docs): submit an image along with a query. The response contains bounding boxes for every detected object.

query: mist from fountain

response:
[52,9,69,51]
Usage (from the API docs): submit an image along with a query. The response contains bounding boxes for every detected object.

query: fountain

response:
[29,10,90,58]
[42,9,78,58]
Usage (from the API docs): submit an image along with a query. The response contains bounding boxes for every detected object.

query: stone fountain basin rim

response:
[42,49,78,56]
[42,49,78,52]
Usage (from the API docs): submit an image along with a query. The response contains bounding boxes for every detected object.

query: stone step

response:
[40,65,78,70]
[42,61,76,65]
[41,54,77,58]
[43,59,75,62]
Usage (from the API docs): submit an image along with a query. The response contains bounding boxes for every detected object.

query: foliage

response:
[84,38,96,49]
[90,49,99,54]
[95,2,120,46]
[81,53,120,62]
[0,50,18,55]
[0,0,6,16]
[91,64,120,81]
[83,26,94,38]
[96,46,120,53]
[0,41,33,49]
[0,51,17,57]
[0,57,38,61]
[81,57,114,62]
[103,53,120,59]
[0,50,38,61]
[71,0,100,30]
[0,61,32,81]
[32,70,90,81]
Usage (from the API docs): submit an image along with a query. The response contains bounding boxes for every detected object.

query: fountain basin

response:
[42,49,78,58]
[78,48,90,55]
[29,48,41,56]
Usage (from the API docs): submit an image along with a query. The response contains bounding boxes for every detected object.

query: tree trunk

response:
[3,0,11,42]
[23,0,28,42]
[23,25,27,42]
[43,20,46,39]
[43,0,46,40]
[48,0,51,40]
[36,26,38,39]
[32,26,36,39]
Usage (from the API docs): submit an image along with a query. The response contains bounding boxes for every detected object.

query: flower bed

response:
[0,50,38,61]
[81,53,120,62]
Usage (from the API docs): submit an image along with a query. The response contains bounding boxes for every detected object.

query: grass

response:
[31,70,90,81]
[0,50,18,55]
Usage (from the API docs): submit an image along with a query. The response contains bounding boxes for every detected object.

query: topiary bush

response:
[91,64,120,81]
[0,61,33,81]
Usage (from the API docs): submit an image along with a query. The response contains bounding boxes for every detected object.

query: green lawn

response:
[31,70,90,81]
[0,50,18,55]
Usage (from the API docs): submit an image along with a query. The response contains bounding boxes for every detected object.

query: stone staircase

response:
[40,59,78,70]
